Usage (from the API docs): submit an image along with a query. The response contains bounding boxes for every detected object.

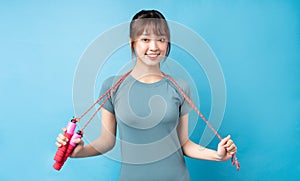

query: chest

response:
[112,82,182,130]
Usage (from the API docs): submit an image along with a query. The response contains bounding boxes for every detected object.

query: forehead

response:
[141,29,167,37]
[131,18,169,37]
[140,31,166,37]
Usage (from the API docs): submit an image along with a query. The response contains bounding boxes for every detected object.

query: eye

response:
[158,38,166,42]
[141,38,150,42]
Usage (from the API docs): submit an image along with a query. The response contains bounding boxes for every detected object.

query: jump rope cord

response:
[76,70,240,170]
[78,70,132,121]
[78,70,132,132]
[163,73,240,170]
[162,73,223,141]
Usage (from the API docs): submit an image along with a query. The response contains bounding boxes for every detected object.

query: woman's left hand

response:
[217,135,237,161]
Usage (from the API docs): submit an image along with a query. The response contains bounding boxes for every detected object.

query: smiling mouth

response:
[146,53,160,59]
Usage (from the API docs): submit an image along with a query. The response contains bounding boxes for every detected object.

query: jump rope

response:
[53,70,240,171]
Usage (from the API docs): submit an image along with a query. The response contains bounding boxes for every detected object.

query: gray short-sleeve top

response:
[100,74,192,181]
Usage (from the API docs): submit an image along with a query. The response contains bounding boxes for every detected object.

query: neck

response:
[130,62,163,83]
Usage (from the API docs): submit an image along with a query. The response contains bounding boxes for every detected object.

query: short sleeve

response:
[99,76,115,114]
[177,79,193,117]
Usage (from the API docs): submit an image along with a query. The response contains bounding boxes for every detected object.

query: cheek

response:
[159,44,168,54]
[135,43,147,53]
[159,42,168,48]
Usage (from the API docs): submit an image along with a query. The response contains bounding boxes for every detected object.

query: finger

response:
[229,148,237,155]
[226,144,236,152]
[55,142,62,147]
[56,136,67,145]
[58,133,68,142]
[224,139,233,148]
[62,128,67,132]
[226,147,236,154]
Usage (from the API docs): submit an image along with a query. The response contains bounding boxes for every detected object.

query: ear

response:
[129,38,134,48]
[129,38,135,55]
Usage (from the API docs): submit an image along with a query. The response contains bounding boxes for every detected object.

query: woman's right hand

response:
[55,128,84,158]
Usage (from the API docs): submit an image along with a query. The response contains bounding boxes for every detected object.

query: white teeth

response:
[146,54,159,56]
[147,55,158,58]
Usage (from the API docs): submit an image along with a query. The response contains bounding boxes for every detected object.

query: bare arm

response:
[56,108,117,158]
[177,114,237,161]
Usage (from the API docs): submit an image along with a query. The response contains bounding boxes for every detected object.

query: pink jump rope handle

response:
[61,130,83,165]
[53,119,78,171]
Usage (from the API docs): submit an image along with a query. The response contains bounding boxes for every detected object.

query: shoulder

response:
[102,75,122,87]
[168,77,190,92]
[100,76,119,93]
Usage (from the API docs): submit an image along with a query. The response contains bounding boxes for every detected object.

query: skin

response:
[56,32,237,161]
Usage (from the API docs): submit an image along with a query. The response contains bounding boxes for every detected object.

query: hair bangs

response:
[131,18,170,40]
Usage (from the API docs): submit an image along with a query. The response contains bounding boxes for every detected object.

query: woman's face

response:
[132,32,168,67]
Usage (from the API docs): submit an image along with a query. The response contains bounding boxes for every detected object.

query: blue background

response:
[1,0,299,180]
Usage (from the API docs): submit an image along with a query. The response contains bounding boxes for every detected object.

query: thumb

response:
[62,127,67,133]
[73,138,82,144]
[219,135,231,146]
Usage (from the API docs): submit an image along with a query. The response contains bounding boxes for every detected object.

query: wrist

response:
[215,154,222,162]
[215,151,225,162]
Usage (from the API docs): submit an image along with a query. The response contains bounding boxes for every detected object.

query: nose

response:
[149,39,158,51]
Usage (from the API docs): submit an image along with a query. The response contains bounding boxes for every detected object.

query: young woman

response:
[56,10,237,181]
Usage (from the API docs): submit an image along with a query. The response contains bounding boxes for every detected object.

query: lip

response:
[146,53,160,60]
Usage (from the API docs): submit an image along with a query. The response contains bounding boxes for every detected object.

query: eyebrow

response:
[140,34,167,37]
[141,31,167,36]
